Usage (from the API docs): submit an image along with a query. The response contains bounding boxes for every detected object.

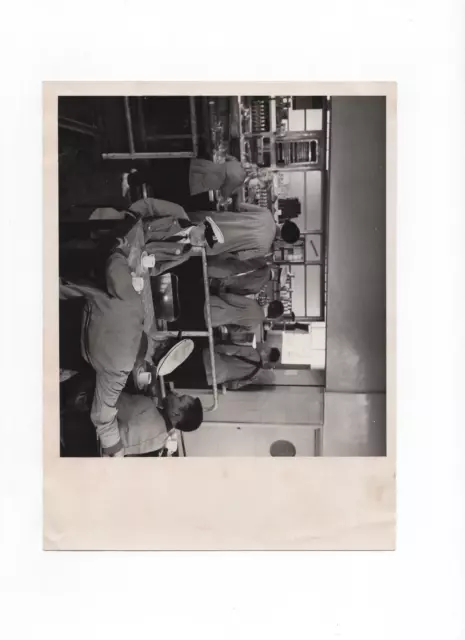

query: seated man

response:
[60,249,202,457]
[117,389,202,456]
[166,340,281,391]
[62,369,202,457]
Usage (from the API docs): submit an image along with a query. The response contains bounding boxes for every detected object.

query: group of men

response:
[60,154,301,457]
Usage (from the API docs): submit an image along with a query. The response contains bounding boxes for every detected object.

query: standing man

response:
[89,197,224,276]
[189,202,301,261]
[125,155,249,211]
[166,341,281,391]
[208,293,284,332]
[61,371,203,457]
[207,255,272,295]
[116,390,202,456]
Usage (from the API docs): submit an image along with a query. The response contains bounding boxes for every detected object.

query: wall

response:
[272,367,324,386]
[323,96,387,456]
[198,386,324,426]
[323,392,386,457]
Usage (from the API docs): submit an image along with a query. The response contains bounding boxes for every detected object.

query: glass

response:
[305,266,322,318]
[305,235,322,262]
[291,266,306,316]
[304,171,322,229]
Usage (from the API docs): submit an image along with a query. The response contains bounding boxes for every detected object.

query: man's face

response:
[258,346,276,369]
[164,392,192,425]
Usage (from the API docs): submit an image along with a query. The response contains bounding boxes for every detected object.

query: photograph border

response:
[44,81,396,550]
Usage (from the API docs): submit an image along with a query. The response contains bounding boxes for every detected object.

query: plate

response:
[156,339,194,377]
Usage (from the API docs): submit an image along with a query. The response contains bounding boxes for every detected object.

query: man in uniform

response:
[166,341,281,391]
[189,202,301,261]
[125,155,248,211]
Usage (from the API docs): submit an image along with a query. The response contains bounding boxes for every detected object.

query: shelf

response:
[237,96,325,172]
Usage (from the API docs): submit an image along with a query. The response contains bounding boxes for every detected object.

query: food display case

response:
[198,95,331,324]
[232,95,330,324]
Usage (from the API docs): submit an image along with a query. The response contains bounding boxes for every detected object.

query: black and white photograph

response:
[58,91,387,459]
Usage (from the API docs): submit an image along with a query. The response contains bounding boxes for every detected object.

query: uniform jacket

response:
[207,256,271,295]
[189,203,277,261]
[208,292,265,330]
[91,197,189,221]
[202,344,273,389]
[189,157,246,197]
[116,393,170,455]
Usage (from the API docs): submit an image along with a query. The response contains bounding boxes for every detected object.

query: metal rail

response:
[155,248,218,413]
[102,96,198,160]
[102,151,196,160]
[124,97,135,154]
[189,96,198,157]
[200,247,219,412]
[59,117,100,138]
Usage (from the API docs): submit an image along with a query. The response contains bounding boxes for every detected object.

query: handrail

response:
[155,248,218,413]
[199,247,218,412]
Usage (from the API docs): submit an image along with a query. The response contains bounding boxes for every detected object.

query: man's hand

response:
[103,448,125,457]
[227,380,246,391]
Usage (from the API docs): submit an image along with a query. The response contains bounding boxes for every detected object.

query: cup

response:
[137,371,152,387]
[141,252,156,270]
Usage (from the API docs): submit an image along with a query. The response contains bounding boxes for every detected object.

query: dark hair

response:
[281,221,300,244]
[267,300,285,319]
[176,397,203,432]
[268,347,281,364]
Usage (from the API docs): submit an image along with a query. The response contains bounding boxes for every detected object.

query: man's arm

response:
[130,198,189,220]
[220,159,247,199]
[233,248,265,261]
[59,280,107,302]
[91,369,129,456]
[151,251,193,276]
[214,343,257,358]
[238,202,270,213]
[106,251,141,302]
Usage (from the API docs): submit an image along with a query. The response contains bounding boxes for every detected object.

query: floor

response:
[183,422,317,457]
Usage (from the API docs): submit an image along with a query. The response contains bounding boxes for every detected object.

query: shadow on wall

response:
[324,96,387,456]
